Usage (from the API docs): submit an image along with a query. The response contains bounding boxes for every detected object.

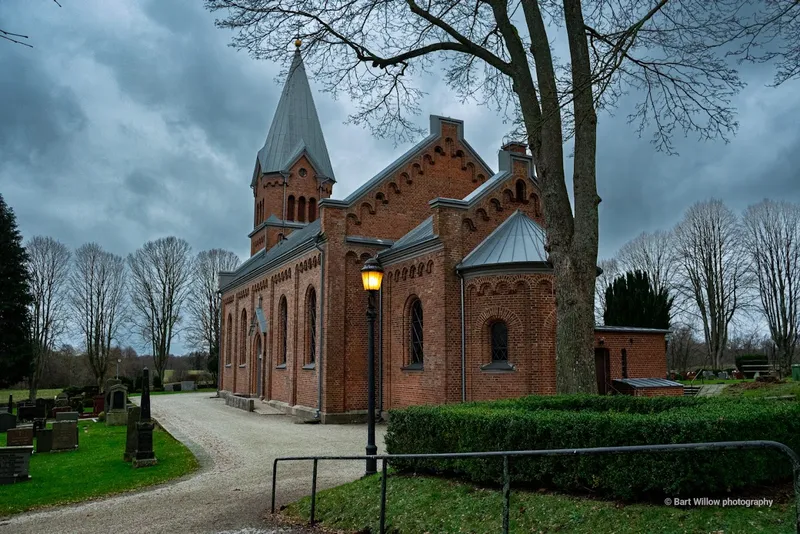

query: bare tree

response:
[673,200,748,370]
[70,243,127,388]
[205,0,796,392]
[666,323,703,375]
[128,237,193,383]
[617,230,676,295]
[186,249,240,367]
[25,236,71,400]
[594,258,619,324]
[742,200,800,376]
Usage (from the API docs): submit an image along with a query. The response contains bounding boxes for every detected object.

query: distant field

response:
[0,389,62,404]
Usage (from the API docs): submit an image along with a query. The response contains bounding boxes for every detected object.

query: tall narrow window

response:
[515,180,526,202]
[279,296,288,365]
[491,321,509,361]
[308,198,317,222]
[298,197,307,223]
[307,288,317,364]
[409,299,424,366]
[287,195,295,221]
[226,313,232,364]
[621,349,628,379]
[239,309,247,365]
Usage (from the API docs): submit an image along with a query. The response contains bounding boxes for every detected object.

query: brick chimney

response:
[501,141,527,154]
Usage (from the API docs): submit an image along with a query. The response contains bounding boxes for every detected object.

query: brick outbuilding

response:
[218,43,675,422]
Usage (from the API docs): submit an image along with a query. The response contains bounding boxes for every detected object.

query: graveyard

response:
[0,420,197,516]
[0,373,198,517]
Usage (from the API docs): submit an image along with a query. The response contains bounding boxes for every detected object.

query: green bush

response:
[385,395,800,501]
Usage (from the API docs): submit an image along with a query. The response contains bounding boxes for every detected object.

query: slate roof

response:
[220,219,322,291]
[254,48,335,184]
[386,217,435,252]
[457,210,548,270]
[613,378,683,388]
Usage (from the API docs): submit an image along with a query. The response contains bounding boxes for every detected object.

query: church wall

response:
[268,266,295,404]
[382,251,448,409]
[594,331,668,381]
[343,121,492,242]
[292,252,323,409]
[463,274,557,401]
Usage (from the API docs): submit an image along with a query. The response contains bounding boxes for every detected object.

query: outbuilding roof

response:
[613,378,683,388]
[254,47,335,184]
[457,210,549,271]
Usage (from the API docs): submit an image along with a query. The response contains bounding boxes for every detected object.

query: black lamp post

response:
[361,256,384,476]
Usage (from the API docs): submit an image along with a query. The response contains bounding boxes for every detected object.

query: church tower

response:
[249,39,336,256]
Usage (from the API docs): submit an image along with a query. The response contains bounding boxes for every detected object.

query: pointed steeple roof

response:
[458,210,549,270]
[254,43,335,185]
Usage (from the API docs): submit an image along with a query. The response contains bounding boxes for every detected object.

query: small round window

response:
[299,168,308,177]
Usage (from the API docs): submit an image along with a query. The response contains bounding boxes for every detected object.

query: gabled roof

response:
[219,219,322,292]
[319,116,493,209]
[388,216,435,251]
[377,216,440,265]
[458,210,548,271]
[254,47,335,185]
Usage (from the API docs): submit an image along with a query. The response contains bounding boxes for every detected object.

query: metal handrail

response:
[271,440,800,534]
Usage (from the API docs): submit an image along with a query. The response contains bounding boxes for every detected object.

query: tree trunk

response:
[553,253,598,393]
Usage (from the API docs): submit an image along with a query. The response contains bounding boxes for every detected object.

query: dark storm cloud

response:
[1,0,799,354]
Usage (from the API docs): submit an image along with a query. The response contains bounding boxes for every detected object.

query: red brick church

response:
[218,43,676,422]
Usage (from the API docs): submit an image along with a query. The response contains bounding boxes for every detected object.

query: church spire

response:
[254,40,336,185]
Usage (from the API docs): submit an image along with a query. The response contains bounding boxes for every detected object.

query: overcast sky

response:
[2,1,798,354]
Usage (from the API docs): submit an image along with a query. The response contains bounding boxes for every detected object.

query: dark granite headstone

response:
[51,421,78,451]
[0,413,16,433]
[124,406,141,462]
[55,412,79,422]
[0,446,33,484]
[133,368,156,467]
[32,418,46,434]
[7,395,12,413]
[7,427,34,447]
[36,429,53,453]
[55,393,69,407]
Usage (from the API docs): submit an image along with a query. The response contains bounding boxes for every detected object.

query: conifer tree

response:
[0,194,33,388]
[604,270,673,330]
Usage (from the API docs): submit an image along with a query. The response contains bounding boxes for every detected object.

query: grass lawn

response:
[284,474,795,534]
[0,420,198,516]
[0,389,62,404]
[724,380,800,398]
[128,388,217,397]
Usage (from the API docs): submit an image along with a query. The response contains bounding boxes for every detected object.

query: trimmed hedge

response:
[385,395,800,500]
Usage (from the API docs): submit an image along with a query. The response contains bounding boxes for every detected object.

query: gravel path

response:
[0,393,386,534]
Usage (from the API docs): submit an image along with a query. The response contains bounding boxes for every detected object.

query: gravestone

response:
[93,395,104,416]
[105,384,128,426]
[7,427,34,447]
[133,368,157,467]
[51,406,72,419]
[36,429,53,453]
[56,412,79,422]
[17,404,43,423]
[51,421,78,451]
[124,406,141,462]
[32,418,46,434]
[104,378,122,411]
[0,413,16,433]
[164,383,174,392]
[0,446,33,484]
[180,381,195,391]
[55,393,69,407]
[6,394,12,413]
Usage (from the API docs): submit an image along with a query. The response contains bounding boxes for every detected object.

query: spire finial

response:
[294,38,302,48]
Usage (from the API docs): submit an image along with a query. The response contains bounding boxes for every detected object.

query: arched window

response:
[287,195,295,221]
[409,299,424,366]
[308,198,317,222]
[226,313,232,364]
[297,197,307,223]
[515,180,526,202]
[491,321,509,361]
[279,296,288,365]
[307,287,317,364]
[239,309,247,365]
[621,349,628,379]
